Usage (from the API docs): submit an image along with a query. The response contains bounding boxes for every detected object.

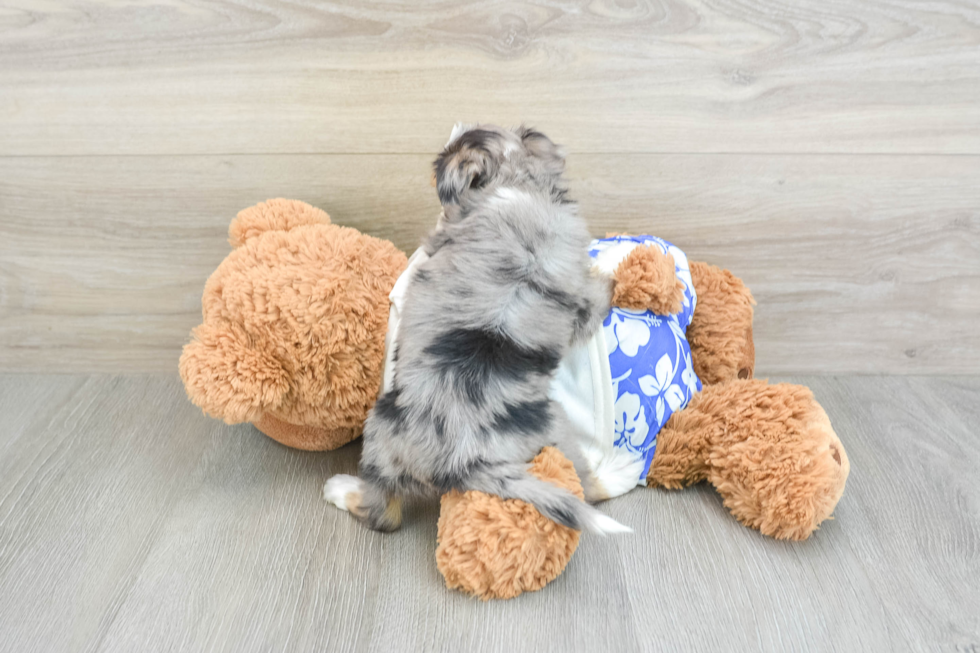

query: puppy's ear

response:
[519,126,565,178]
[433,128,501,207]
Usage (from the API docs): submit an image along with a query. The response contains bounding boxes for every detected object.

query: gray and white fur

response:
[324,124,629,535]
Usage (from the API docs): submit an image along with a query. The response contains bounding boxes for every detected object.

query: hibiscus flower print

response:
[638,353,686,426]
[680,351,700,396]
[604,309,651,358]
[613,392,650,449]
[587,234,704,483]
[666,244,695,312]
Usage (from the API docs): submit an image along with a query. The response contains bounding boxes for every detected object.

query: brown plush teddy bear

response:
[180,198,407,451]
[434,242,849,599]
[180,199,849,600]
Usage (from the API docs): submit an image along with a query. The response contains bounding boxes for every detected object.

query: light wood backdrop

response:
[1,0,978,374]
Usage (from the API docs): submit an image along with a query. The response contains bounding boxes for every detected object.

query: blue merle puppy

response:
[323,124,629,535]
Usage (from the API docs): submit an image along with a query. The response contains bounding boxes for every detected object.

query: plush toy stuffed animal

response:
[179,198,407,451]
[435,237,849,599]
[180,199,849,600]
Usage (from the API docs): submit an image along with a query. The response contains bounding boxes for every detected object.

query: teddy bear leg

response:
[646,397,713,490]
[435,448,584,600]
[648,380,849,540]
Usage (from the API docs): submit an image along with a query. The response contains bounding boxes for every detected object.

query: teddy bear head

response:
[179,199,408,450]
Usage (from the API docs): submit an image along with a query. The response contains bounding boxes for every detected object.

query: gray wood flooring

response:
[1,374,978,652]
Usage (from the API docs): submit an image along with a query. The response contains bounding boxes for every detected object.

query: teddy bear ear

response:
[228,198,331,248]
[687,262,757,385]
[179,322,290,424]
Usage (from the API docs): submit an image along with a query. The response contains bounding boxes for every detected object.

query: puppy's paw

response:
[323,474,362,511]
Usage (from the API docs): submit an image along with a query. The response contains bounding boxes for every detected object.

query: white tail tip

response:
[587,512,633,535]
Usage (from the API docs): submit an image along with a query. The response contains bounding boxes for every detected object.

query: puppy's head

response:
[432,124,566,216]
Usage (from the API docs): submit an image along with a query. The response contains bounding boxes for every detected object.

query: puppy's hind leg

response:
[323,475,403,532]
[325,388,409,532]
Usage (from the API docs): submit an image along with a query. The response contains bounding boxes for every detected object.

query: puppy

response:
[324,125,628,535]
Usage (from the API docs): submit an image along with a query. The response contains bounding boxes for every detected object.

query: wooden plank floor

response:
[2,0,979,374]
[0,374,977,652]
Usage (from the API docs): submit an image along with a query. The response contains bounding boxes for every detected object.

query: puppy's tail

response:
[462,464,632,536]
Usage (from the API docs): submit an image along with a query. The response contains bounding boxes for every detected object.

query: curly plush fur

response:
[687,261,756,384]
[436,447,583,600]
[179,199,408,450]
[612,245,686,315]
[649,379,849,541]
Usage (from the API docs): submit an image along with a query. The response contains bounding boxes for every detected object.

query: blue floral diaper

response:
[589,236,702,481]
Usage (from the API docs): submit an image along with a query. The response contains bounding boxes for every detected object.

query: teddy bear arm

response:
[687,261,756,385]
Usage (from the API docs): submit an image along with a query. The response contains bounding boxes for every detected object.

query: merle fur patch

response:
[432,457,489,491]
[492,399,552,435]
[373,387,405,426]
[424,328,560,404]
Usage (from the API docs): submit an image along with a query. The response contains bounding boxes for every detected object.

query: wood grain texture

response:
[1,0,979,155]
[0,374,977,652]
[1,0,978,372]
[1,154,977,373]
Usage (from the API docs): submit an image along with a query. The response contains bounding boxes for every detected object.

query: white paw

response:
[323,474,361,511]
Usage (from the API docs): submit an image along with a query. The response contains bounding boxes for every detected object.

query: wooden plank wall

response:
[1,0,978,374]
